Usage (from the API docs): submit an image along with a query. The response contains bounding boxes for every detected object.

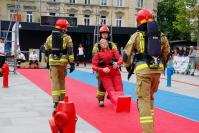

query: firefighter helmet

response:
[137,8,154,26]
[55,18,69,31]
[99,25,110,33]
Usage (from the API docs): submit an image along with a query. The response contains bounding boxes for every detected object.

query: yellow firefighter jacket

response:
[123,32,170,74]
[45,34,74,66]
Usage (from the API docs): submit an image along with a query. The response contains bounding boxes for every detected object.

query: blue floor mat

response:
[68,70,199,122]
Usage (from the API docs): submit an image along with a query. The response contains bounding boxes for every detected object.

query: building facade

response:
[0,0,158,27]
[0,0,159,61]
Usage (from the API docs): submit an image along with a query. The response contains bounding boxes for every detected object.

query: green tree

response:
[173,0,199,44]
[157,0,189,41]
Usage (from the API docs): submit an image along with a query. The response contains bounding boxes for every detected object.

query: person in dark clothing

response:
[184,47,189,57]
[40,44,49,69]
[178,47,184,56]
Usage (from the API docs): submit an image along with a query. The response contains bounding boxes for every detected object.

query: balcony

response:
[23,5,37,11]
[82,4,97,9]
[46,1,60,12]
[99,5,109,10]
[7,3,20,10]
[19,0,36,2]
[115,5,128,10]
[46,1,61,5]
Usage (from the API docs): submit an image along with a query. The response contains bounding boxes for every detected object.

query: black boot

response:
[98,100,104,107]
[53,102,58,108]
[107,95,110,100]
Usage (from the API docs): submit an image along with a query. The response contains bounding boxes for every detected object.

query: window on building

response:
[49,12,56,16]
[116,16,122,27]
[100,0,107,6]
[8,10,16,20]
[84,15,90,25]
[26,11,33,22]
[116,0,123,7]
[100,16,106,25]
[69,0,75,4]
[85,0,90,5]
[137,0,143,8]
[69,14,77,26]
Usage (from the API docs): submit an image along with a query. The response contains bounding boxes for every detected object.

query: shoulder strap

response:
[139,32,145,53]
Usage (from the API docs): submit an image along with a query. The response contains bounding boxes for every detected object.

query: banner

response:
[173,56,190,74]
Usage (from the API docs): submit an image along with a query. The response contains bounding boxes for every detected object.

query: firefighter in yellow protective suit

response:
[123,9,170,133]
[92,25,117,107]
[45,18,75,108]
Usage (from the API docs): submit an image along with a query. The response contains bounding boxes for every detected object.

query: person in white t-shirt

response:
[29,50,39,67]
[76,44,86,66]
[0,38,5,69]
[17,52,26,65]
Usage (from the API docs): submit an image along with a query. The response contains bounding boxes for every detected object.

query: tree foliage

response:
[173,0,199,42]
[157,0,182,40]
[157,0,189,41]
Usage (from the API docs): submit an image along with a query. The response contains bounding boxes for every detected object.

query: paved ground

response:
[0,65,198,133]
[0,71,100,133]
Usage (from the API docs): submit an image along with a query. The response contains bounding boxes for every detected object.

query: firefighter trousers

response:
[50,65,67,103]
[136,72,160,133]
[96,73,106,101]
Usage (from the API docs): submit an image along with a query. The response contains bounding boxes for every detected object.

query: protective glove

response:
[46,62,50,69]
[69,63,75,73]
[126,66,131,73]
[98,60,105,67]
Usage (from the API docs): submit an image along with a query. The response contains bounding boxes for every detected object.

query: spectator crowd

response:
[171,46,198,76]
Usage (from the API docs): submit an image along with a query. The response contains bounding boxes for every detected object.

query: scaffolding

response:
[0,0,20,74]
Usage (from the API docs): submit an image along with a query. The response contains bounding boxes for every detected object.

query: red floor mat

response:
[18,69,199,133]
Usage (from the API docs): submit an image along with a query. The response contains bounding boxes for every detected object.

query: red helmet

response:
[137,8,154,26]
[99,25,110,33]
[55,18,69,31]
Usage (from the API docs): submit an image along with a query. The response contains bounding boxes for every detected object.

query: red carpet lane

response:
[18,69,199,133]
